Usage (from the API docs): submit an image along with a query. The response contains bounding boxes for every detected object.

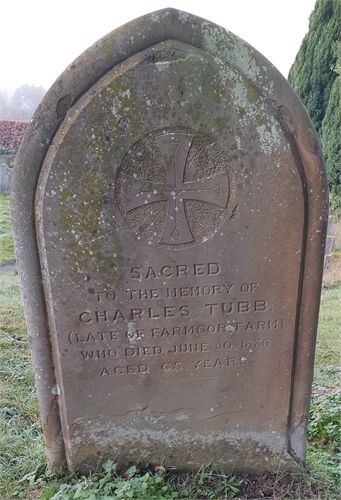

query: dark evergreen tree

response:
[289,0,340,133]
[288,0,340,209]
[321,41,340,210]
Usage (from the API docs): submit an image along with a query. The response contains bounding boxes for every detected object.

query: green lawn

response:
[314,287,341,387]
[0,272,340,499]
[0,194,15,266]
[0,192,340,498]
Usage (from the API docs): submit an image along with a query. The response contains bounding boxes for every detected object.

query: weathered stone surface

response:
[11,9,328,473]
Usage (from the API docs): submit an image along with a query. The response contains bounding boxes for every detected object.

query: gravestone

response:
[0,163,12,194]
[11,9,328,473]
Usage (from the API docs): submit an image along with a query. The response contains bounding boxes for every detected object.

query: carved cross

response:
[122,132,229,245]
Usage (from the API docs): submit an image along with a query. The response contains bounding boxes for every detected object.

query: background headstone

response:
[0,162,12,194]
[11,9,328,473]
[327,214,341,250]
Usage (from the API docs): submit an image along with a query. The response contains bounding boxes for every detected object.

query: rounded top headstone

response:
[11,9,328,472]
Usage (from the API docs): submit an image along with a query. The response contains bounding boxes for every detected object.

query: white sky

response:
[0,0,316,94]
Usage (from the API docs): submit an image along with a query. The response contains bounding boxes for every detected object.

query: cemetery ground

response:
[0,193,340,499]
[0,194,15,267]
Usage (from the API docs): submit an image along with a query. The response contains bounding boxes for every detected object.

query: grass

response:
[0,194,15,266]
[0,272,45,498]
[0,274,340,498]
[314,286,341,387]
[0,191,340,498]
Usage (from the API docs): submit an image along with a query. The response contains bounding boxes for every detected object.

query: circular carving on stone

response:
[116,127,235,249]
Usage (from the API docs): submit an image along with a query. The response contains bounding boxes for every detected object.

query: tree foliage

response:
[322,74,340,208]
[0,84,46,121]
[288,0,340,209]
[288,0,340,133]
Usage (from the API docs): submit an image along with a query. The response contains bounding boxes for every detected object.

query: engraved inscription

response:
[100,365,149,376]
[194,358,247,369]
[116,128,235,249]
[67,268,287,378]
[130,263,220,279]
